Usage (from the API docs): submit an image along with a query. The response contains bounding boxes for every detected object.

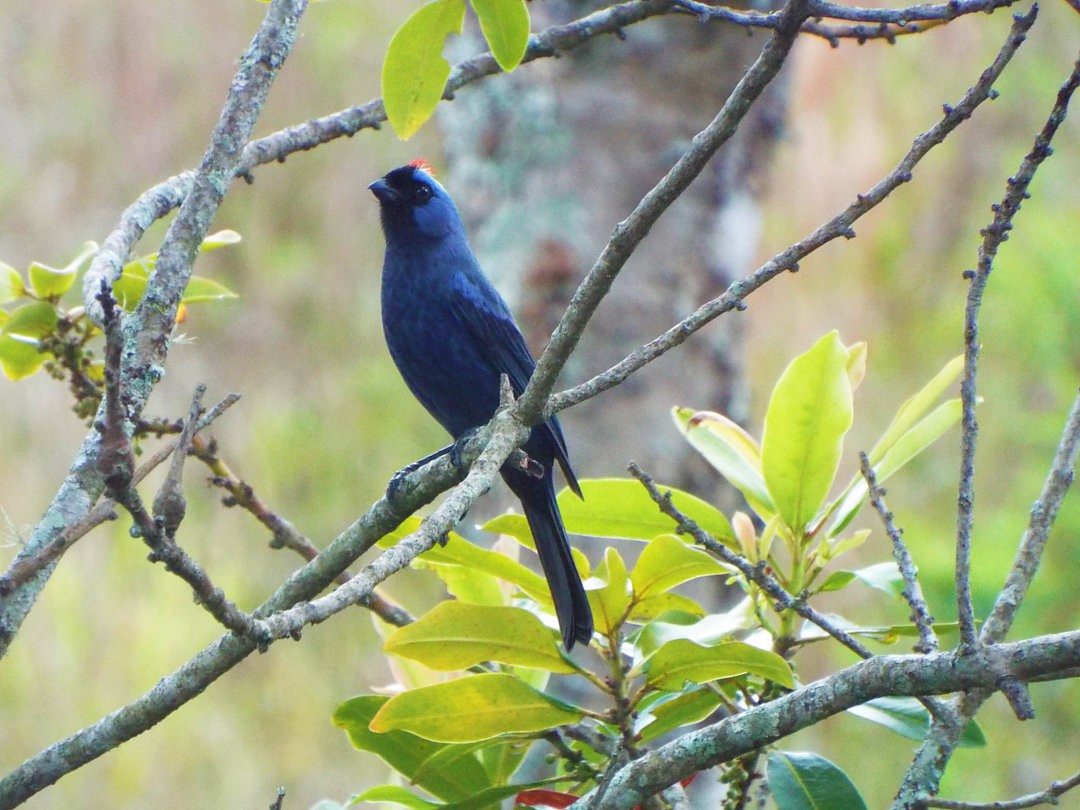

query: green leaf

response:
[851,561,903,597]
[0,262,25,304]
[673,407,775,518]
[761,331,853,532]
[847,696,986,748]
[470,0,530,71]
[798,615,963,645]
[0,301,58,380]
[179,275,239,304]
[333,696,490,801]
[371,673,583,742]
[416,533,554,607]
[384,602,577,673]
[630,534,731,601]
[350,786,439,809]
[590,546,631,636]
[637,688,723,743]
[628,591,706,623]
[767,751,867,810]
[869,353,963,465]
[28,241,96,299]
[633,600,756,660]
[382,0,466,140]
[644,639,793,690]
[829,398,963,536]
[483,478,734,546]
[817,570,857,593]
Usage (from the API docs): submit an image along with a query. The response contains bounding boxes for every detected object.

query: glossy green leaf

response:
[847,696,986,747]
[673,407,775,517]
[384,602,577,673]
[28,241,96,299]
[333,696,489,801]
[762,331,853,533]
[179,275,238,304]
[0,301,58,380]
[470,0,529,71]
[829,398,963,536]
[818,569,857,593]
[484,478,734,546]
[633,599,756,660]
[637,688,723,743]
[767,751,867,810]
[869,353,963,465]
[628,591,705,623]
[383,523,554,607]
[382,0,466,140]
[0,262,25,304]
[851,561,903,597]
[631,534,731,601]
[590,546,631,635]
[644,639,793,690]
[351,786,437,809]
[371,673,583,742]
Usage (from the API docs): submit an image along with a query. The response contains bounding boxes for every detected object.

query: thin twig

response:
[629,462,876,659]
[955,48,1079,651]
[860,453,939,653]
[920,767,1080,809]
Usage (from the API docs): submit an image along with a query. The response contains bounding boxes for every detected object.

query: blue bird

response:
[370,161,594,650]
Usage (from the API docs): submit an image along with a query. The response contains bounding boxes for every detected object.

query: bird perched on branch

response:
[370,160,594,650]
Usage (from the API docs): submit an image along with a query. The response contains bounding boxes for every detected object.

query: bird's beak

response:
[368,178,398,204]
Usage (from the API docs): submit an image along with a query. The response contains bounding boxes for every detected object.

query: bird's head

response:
[369,161,463,243]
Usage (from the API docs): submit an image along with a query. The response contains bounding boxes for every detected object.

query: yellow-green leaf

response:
[382,0,466,140]
[631,534,731,601]
[590,546,630,636]
[0,262,25,304]
[28,241,96,300]
[333,695,490,801]
[761,331,853,532]
[483,478,735,546]
[644,639,793,690]
[0,301,58,380]
[470,0,530,71]
[674,407,775,519]
[370,673,583,742]
[384,602,577,673]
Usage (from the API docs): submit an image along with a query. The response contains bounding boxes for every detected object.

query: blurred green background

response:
[1,0,1078,808]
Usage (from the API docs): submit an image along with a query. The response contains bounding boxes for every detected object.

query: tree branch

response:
[549,3,1038,417]
[572,630,1080,810]
[519,0,815,426]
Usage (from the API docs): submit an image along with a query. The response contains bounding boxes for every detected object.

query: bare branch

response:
[860,452,939,654]
[922,767,1080,809]
[549,4,1038,417]
[520,0,815,426]
[571,630,1080,809]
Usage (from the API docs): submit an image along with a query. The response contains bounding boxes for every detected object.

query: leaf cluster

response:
[331,332,969,808]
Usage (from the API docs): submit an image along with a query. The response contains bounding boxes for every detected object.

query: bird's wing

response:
[449,270,582,498]
[448,270,536,397]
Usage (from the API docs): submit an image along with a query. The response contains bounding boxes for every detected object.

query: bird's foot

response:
[385,444,455,504]
[449,428,482,473]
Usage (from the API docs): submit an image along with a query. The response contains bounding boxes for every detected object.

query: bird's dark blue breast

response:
[381,240,505,438]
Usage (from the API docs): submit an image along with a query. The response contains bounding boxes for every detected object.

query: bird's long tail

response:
[505,469,593,650]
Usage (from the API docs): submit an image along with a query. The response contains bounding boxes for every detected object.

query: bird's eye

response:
[413,185,432,204]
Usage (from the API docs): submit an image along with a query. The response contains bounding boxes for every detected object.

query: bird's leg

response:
[448,427,483,472]
[386,443,454,503]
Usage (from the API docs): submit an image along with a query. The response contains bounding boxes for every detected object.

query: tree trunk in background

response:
[440,2,788,504]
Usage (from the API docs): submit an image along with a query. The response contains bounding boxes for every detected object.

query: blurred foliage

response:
[0,0,1077,808]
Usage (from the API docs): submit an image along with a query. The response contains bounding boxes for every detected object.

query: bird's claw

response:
[449,428,482,473]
